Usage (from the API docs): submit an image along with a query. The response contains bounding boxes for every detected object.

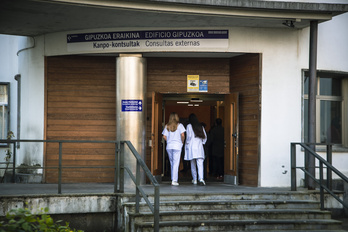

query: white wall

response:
[0,35,20,176]
[254,29,302,187]
[222,27,302,187]
[17,36,45,168]
[0,35,45,175]
[317,13,348,71]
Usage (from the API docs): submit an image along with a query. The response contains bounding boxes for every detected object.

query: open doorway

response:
[148,54,260,186]
[157,93,238,184]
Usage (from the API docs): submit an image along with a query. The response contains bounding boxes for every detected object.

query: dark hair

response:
[216,118,222,125]
[189,113,206,139]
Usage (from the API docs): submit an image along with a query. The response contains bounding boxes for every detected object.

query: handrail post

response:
[326,144,332,191]
[319,161,324,210]
[304,148,308,188]
[114,142,119,193]
[119,141,125,193]
[154,186,160,232]
[135,160,141,213]
[58,142,62,194]
[12,142,16,183]
[291,143,297,191]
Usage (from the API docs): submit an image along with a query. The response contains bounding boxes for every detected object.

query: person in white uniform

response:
[162,112,186,186]
[184,113,207,186]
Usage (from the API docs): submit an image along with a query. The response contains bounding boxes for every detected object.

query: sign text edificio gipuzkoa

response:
[67,30,228,52]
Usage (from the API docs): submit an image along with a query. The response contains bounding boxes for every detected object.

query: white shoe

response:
[199,179,206,186]
[192,179,197,185]
[171,181,179,186]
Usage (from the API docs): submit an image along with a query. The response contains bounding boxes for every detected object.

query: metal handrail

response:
[120,141,160,232]
[291,142,348,210]
[0,139,119,192]
[0,139,160,232]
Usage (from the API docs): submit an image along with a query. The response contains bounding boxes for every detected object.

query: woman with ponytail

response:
[184,113,207,185]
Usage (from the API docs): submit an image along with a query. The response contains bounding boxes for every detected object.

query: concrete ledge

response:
[0,194,118,216]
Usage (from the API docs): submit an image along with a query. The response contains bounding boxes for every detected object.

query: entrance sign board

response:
[67,29,228,52]
[121,100,143,112]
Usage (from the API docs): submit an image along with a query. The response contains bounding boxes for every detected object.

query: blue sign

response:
[122,100,142,112]
[199,80,208,92]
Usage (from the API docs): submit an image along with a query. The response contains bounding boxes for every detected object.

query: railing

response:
[291,142,348,210]
[0,139,160,232]
[119,141,160,232]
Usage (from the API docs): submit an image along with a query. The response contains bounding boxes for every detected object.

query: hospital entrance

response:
[151,93,239,184]
[148,54,261,186]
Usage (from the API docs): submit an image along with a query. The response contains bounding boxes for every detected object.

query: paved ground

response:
[0,182,295,196]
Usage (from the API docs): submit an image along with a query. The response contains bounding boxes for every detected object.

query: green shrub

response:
[0,207,83,232]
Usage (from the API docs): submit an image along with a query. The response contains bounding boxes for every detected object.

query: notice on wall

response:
[67,29,228,52]
[187,76,208,92]
[199,80,208,92]
[187,75,199,92]
[121,100,142,112]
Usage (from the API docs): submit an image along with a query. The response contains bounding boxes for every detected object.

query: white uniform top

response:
[184,124,207,160]
[162,123,186,150]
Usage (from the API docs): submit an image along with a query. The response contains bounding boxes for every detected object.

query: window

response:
[303,71,348,148]
[0,83,10,143]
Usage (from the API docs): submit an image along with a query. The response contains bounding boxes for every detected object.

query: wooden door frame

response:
[151,92,163,178]
[224,93,239,185]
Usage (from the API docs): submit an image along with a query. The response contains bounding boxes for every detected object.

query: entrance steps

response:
[121,190,346,232]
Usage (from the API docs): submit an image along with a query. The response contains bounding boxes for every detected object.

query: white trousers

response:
[190,158,204,181]
[166,149,181,182]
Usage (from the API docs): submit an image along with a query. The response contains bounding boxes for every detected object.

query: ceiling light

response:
[177,101,189,104]
[190,98,203,103]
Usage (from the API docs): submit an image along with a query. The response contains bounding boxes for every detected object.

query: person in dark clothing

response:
[201,122,208,181]
[208,118,224,180]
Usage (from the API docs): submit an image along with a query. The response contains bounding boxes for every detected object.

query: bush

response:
[0,207,83,232]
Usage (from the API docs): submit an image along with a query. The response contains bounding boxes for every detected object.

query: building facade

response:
[0,0,348,187]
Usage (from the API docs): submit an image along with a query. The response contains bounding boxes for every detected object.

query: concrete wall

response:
[16,36,45,170]
[0,35,45,176]
[0,194,118,232]
[0,35,20,176]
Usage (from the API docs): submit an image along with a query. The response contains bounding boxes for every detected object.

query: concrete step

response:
[122,191,346,232]
[124,200,320,212]
[142,191,325,202]
[135,219,344,232]
[129,209,332,223]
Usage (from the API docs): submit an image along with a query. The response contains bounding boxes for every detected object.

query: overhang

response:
[0,0,348,36]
